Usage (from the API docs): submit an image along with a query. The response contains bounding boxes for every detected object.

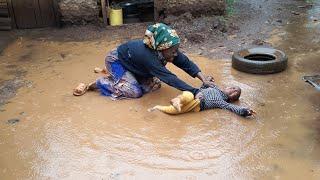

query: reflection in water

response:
[0,2,320,179]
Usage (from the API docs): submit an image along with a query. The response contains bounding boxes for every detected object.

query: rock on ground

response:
[58,0,99,24]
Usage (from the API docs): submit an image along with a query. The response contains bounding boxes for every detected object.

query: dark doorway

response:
[110,0,154,24]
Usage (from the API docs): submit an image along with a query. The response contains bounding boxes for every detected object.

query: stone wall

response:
[155,0,226,19]
[58,0,99,24]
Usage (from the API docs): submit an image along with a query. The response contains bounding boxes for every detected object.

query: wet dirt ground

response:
[0,0,320,179]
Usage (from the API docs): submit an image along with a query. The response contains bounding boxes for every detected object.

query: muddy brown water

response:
[1,4,320,180]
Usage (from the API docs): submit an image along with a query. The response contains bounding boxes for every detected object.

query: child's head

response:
[223,86,241,102]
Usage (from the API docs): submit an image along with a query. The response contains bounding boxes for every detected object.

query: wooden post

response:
[6,0,16,28]
[52,0,61,27]
[101,0,107,25]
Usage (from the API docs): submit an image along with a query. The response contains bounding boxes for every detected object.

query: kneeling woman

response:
[73,23,214,99]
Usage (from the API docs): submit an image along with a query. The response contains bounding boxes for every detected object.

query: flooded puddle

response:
[1,2,320,179]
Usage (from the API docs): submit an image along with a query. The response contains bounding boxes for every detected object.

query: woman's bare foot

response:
[73,83,88,96]
[94,67,108,74]
[88,82,97,91]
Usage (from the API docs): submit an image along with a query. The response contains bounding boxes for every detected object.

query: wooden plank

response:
[0,25,11,30]
[0,2,7,9]
[12,0,37,28]
[52,0,60,27]
[0,25,10,30]
[0,8,8,16]
[101,0,108,25]
[38,0,56,27]
[0,17,11,30]
[0,17,10,23]
[33,0,43,26]
[6,0,16,28]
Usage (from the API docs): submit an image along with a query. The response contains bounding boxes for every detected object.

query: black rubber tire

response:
[232,47,288,74]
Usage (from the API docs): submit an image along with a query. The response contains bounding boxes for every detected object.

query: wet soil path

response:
[0,0,319,179]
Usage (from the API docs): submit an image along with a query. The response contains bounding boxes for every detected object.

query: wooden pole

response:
[52,0,61,27]
[6,0,16,28]
[101,0,107,25]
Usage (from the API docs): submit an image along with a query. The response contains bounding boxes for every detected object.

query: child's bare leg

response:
[148,105,180,115]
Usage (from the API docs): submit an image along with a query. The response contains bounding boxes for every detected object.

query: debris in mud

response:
[185,33,205,43]
[189,151,206,160]
[162,13,229,44]
[271,164,282,172]
[197,50,203,55]
[303,75,320,91]
[259,103,266,107]
[291,11,300,16]
[129,107,139,112]
[60,53,67,59]
[0,79,26,106]
[26,81,33,88]
[209,48,217,53]
[19,52,32,61]
[109,172,121,179]
[228,34,237,40]
[163,12,193,24]
[6,118,20,125]
[252,39,265,45]
[6,65,18,69]
[298,5,313,9]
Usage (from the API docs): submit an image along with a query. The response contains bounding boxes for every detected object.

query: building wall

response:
[58,0,99,24]
[155,0,226,19]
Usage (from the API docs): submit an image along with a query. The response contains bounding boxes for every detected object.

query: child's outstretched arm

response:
[216,101,255,117]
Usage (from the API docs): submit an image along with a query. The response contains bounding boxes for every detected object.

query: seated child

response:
[149,85,256,117]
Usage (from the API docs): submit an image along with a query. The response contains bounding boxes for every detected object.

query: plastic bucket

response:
[109,8,123,26]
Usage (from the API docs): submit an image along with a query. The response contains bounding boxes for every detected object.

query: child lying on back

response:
[149,84,256,117]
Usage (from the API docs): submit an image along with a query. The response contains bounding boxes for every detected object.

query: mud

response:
[0,0,320,179]
[167,0,317,59]
[155,0,225,18]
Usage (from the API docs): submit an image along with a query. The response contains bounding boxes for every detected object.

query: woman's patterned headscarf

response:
[143,23,180,51]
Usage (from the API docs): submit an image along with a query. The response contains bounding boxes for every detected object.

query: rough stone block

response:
[58,0,99,24]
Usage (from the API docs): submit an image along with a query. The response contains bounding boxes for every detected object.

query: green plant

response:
[226,0,236,16]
